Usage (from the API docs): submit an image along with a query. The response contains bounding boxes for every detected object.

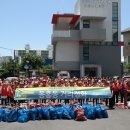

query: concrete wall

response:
[123,32,130,43]
[75,0,121,42]
[80,28,106,41]
[88,46,121,76]
[124,46,130,57]
[55,41,79,62]
[54,61,80,71]
[123,32,130,64]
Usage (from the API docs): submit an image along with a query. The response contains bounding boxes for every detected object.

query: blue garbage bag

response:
[36,107,43,120]
[62,107,71,120]
[87,106,96,120]
[7,109,18,122]
[18,109,30,117]
[0,108,4,122]
[82,103,91,110]
[41,107,50,120]
[95,105,103,119]
[49,106,57,120]
[56,107,63,119]
[18,109,30,123]
[18,109,23,116]
[82,104,96,120]
[69,107,76,119]
[100,106,108,118]
[24,109,30,117]
[2,109,11,122]
[30,108,38,121]
[18,115,29,123]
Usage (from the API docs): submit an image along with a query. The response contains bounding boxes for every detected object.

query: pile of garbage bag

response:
[0,103,108,123]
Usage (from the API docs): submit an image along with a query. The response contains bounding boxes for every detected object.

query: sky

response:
[0,0,130,57]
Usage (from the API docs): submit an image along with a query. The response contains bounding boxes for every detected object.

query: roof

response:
[122,27,130,34]
[52,14,80,24]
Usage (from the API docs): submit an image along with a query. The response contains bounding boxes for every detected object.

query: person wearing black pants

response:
[109,82,115,109]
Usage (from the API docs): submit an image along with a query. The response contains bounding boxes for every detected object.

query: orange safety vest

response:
[127,82,130,91]
[1,86,8,96]
[113,83,119,92]
[7,86,14,98]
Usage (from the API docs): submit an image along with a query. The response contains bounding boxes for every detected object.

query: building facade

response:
[47,45,53,59]
[0,56,12,64]
[14,50,49,63]
[122,27,130,65]
[52,0,122,77]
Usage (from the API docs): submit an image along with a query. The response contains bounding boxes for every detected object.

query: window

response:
[83,20,90,28]
[83,44,89,61]
[112,2,118,45]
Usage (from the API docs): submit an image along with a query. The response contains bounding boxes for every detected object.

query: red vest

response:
[113,83,119,92]
[1,86,8,96]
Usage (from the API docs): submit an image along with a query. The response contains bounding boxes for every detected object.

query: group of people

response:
[0,75,130,109]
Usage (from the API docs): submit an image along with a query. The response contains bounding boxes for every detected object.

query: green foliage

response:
[126,63,130,72]
[0,53,53,78]
[124,63,130,72]
[21,53,44,71]
[0,59,15,78]
[42,65,52,73]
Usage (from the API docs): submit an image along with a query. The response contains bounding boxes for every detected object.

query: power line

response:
[0,46,13,51]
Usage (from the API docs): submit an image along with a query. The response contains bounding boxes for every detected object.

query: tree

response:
[20,52,44,71]
[126,63,130,72]
[0,59,20,79]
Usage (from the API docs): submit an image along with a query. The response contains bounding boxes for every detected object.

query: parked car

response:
[122,75,130,81]
[5,77,18,81]
[57,71,70,79]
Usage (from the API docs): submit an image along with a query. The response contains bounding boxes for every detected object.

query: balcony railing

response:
[52,30,79,42]
[52,30,70,38]
[80,28,106,41]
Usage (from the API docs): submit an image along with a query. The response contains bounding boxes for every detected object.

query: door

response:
[85,67,97,77]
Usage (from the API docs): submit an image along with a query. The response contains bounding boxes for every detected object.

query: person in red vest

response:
[123,80,130,107]
[0,81,2,95]
[113,80,120,104]
[1,81,8,106]
[7,83,16,105]
[119,79,127,103]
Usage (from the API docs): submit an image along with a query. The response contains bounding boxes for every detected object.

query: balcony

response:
[80,28,106,41]
[52,30,79,42]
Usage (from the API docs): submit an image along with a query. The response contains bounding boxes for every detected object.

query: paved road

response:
[0,109,130,130]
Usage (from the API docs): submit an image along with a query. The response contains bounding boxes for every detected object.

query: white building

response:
[0,56,12,64]
[47,45,53,59]
[52,0,122,77]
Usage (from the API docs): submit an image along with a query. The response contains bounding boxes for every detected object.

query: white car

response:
[57,71,70,79]
[5,77,18,81]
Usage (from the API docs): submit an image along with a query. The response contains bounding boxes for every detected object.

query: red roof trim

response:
[52,14,80,24]
[118,41,124,46]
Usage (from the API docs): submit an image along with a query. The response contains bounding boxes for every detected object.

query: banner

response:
[14,87,112,100]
